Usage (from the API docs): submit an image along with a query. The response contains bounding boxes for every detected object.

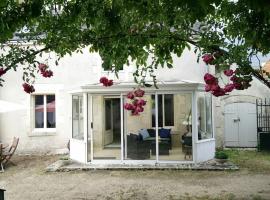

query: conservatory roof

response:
[70,80,205,94]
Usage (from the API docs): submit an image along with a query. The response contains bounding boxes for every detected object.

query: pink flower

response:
[137,99,146,106]
[224,69,234,77]
[106,79,113,87]
[131,109,139,116]
[0,68,6,76]
[38,63,47,72]
[127,92,135,99]
[135,105,144,113]
[212,87,226,97]
[99,77,113,87]
[22,83,35,94]
[124,103,135,111]
[230,76,238,83]
[204,73,217,85]
[233,82,242,90]
[134,88,145,97]
[224,84,235,92]
[99,76,108,84]
[205,84,211,92]
[41,70,53,78]
[202,54,214,64]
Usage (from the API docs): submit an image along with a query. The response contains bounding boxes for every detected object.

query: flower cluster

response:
[202,51,253,97]
[38,63,53,78]
[0,68,6,76]
[22,83,35,93]
[99,76,113,87]
[204,69,252,97]
[202,54,215,65]
[124,88,146,115]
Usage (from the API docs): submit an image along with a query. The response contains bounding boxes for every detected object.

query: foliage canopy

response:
[0,0,270,93]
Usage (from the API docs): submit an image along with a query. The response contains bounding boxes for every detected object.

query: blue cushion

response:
[159,128,171,138]
[139,129,150,140]
[147,129,156,137]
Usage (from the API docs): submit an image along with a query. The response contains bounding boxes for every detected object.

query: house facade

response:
[0,44,268,165]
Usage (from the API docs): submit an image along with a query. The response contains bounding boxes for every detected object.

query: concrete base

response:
[46,159,239,172]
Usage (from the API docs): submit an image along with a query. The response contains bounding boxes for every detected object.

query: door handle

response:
[233,117,240,122]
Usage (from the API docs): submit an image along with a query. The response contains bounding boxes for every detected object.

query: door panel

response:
[224,103,257,147]
[238,103,257,147]
[224,103,239,147]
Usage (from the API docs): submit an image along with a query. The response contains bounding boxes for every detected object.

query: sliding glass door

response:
[92,95,121,160]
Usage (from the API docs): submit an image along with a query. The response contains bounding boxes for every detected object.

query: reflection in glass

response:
[47,95,56,128]
[35,95,44,128]
[198,92,213,140]
[151,94,174,127]
[159,93,192,161]
[124,95,156,160]
[72,95,84,140]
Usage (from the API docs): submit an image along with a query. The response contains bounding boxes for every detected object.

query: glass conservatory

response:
[69,81,215,165]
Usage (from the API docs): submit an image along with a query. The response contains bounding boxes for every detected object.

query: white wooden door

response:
[224,103,257,147]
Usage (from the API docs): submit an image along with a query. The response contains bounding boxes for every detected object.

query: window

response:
[72,95,84,140]
[197,92,213,140]
[152,94,174,127]
[34,95,56,129]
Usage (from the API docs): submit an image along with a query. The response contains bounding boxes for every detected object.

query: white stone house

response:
[0,45,268,166]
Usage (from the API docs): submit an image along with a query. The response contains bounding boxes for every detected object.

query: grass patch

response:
[224,149,270,173]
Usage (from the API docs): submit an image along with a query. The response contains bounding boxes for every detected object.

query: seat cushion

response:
[139,129,150,140]
[147,129,156,137]
[159,128,171,138]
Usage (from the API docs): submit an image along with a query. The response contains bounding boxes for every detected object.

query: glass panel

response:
[152,95,163,127]
[205,93,212,136]
[198,92,213,140]
[35,95,44,128]
[47,95,56,128]
[72,95,84,140]
[124,94,156,160]
[164,94,174,126]
[159,93,193,161]
[92,96,121,160]
[105,100,112,130]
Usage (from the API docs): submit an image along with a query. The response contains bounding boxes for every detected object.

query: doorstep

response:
[46,159,239,172]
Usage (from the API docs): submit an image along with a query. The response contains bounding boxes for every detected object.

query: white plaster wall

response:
[0,45,207,154]
[215,78,270,147]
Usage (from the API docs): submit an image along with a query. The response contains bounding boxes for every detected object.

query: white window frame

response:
[32,94,56,133]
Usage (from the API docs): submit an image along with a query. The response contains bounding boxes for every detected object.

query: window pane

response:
[72,95,84,140]
[205,93,212,137]
[151,95,155,127]
[164,94,174,126]
[152,95,163,127]
[47,95,56,128]
[198,92,213,140]
[35,95,44,128]
[105,100,112,130]
[158,95,163,127]
[124,95,156,160]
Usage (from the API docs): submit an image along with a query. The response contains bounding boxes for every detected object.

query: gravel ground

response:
[1,155,270,200]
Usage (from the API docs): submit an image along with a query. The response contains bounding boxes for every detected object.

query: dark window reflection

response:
[35,95,44,128]
[47,95,56,128]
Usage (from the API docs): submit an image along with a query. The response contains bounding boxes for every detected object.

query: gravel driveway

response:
[0,155,270,200]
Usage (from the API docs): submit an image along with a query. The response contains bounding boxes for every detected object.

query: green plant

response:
[215,151,229,159]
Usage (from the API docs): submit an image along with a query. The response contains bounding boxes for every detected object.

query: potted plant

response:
[215,150,229,164]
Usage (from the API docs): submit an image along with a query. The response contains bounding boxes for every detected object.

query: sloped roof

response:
[69,80,205,94]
